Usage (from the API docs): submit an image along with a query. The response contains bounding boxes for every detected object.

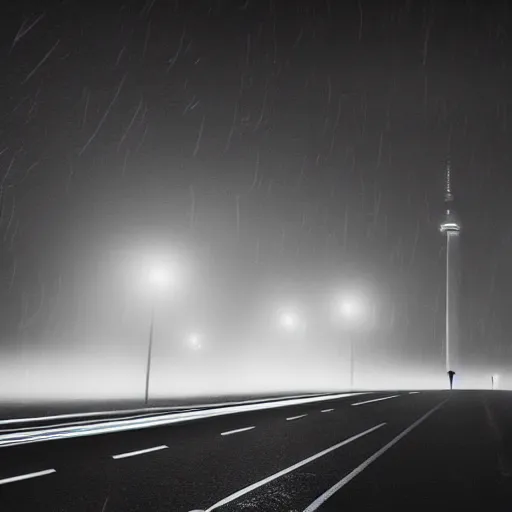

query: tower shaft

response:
[445,231,459,371]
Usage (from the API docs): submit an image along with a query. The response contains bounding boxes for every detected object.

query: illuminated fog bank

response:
[0,335,501,405]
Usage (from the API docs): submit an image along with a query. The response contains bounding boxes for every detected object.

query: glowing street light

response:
[148,264,172,289]
[278,310,300,333]
[187,332,202,351]
[144,261,177,405]
[334,292,371,390]
[335,295,367,326]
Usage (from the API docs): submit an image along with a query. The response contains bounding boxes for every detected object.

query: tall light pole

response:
[439,159,461,388]
[348,327,355,390]
[336,295,368,390]
[144,264,172,405]
[144,305,155,405]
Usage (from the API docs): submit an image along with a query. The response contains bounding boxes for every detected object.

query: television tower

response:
[439,159,461,386]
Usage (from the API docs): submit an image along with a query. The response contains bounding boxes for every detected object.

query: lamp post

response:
[144,304,155,405]
[144,264,172,405]
[335,294,369,391]
[349,329,355,390]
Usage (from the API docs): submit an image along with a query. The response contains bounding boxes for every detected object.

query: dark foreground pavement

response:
[0,390,511,511]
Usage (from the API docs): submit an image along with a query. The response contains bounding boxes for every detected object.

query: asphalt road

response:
[1,390,511,511]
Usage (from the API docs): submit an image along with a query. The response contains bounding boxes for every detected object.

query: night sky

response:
[1,0,511,398]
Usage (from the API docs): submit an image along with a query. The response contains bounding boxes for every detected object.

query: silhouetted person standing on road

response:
[447,370,455,390]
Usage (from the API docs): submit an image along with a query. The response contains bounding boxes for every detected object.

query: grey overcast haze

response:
[1,0,511,401]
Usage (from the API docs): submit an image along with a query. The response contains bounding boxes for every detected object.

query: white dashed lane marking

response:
[0,469,56,485]
[286,414,308,421]
[112,445,168,459]
[221,426,255,436]
[351,395,399,406]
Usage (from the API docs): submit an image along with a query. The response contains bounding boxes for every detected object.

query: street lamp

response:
[277,309,300,333]
[280,312,298,332]
[148,265,172,288]
[187,332,202,351]
[144,262,174,405]
[334,293,369,390]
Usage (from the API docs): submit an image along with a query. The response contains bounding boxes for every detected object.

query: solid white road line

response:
[0,469,56,485]
[303,398,449,511]
[286,414,308,421]
[409,392,420,394]
[0,407,200,427]
[351,395,399,406]
[0,409,182,434]
[220,426,255,436]
[0,392,367,448]
[112,445,168,460]
[321,409,334,413]
[199,423,386,512]
[0,393,361,427]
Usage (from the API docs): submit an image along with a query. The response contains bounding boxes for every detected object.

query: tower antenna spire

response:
[445,157,453,202]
